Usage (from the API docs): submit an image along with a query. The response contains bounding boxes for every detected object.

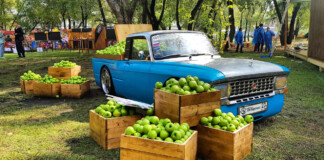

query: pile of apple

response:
[155,75,217,95]
[53,60,77,68]
[37,74,60,84]
[94,100,136,118]
[125,116,194,144]
[61,76,87,84]
[20,70,41,81]
[96,41,126,55]
[200,109,254,132]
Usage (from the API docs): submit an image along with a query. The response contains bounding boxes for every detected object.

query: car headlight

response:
[213,84,231,98]
[275,76,287,89]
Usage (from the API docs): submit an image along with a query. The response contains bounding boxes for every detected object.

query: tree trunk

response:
[287,2,301,44]
[176,0,181,30]
[273,0,285,46]
[106,0,139,24]
[294,16,300,39]
[187,0,204,30]
[244,17,248,42]
[68,15,71,29]
[97,0,107,26]
[227,0,235,42]
[240,12,243,28]
[142,0,147,24]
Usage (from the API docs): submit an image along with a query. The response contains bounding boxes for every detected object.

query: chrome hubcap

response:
[101,68,111,94]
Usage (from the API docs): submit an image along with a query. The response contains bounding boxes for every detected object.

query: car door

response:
[121,36,153,103]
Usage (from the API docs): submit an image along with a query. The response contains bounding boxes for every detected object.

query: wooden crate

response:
[154,89,221,127]
[93,54,124,60]
[89,110,141,149]
[33,82,61,97]
[197,123,253,160]
[48,65,81,80]
[61,81,90,98]
[120,131,197,160]
[20,79,36,95]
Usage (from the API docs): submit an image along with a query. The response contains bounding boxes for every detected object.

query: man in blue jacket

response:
[235,28,244,53]
[252,26,259,52]
[258,24,265,53]
[265,27,275,52]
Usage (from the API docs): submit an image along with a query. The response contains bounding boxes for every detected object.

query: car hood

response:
[162,56,287,80]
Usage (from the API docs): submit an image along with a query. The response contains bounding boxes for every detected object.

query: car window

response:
[131,38,149,60]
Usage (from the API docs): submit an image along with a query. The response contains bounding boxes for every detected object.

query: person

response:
[14,21,25,58]
[257,24,265,53]
[5,35,12,42]
[0,26,5,59]
[252,26,259,52]
[235,28,244,53]
[264,27,275,52]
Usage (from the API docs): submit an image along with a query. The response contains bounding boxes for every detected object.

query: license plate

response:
[238,102,268,116]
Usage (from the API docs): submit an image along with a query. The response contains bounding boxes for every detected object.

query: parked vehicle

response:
[92,31,289,121]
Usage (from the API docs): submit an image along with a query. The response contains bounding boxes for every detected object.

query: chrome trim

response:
[229,77,275,98]
[221,91,275,105]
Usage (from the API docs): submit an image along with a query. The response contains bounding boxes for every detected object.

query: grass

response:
[0,50,323,160]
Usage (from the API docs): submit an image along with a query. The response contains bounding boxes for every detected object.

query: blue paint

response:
[270,62,290,73]
[221,94,285,121]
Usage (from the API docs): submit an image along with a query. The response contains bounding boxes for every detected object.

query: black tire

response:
[100,66,115,95]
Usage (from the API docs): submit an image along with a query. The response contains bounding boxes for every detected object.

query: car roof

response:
[127,30,205,39]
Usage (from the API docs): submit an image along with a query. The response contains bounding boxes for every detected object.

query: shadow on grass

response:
[66,136,120,160]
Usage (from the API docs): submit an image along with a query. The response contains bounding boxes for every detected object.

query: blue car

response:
[92,31,289,121]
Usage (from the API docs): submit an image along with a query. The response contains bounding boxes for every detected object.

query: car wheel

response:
[100,66,114,95]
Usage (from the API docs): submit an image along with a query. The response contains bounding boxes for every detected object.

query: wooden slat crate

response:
[120,131,197,160]
[197,123,253,160]
[93,54,124,60]
[48,65,81,80]
[89,110,141,149]
[154,89,221,127]
[33,82,61,97]
[61,81,90,98]
[20,79,36,95]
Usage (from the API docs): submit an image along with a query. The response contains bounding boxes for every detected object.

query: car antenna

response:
[189,55,192,61]
[211,55,214,59]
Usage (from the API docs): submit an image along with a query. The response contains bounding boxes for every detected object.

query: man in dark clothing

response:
[235,28,244,53]
[258,24,265,53]
[14,21,25,58]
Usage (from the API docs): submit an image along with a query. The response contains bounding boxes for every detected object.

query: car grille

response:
[229,77,274,98]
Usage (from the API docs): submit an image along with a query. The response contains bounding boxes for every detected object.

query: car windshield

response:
[151,33,217,59]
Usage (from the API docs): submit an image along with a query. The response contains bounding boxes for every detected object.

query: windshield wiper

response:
[189,53,213,56]
[157,54,188,59]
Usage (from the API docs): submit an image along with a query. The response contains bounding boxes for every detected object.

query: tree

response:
[143,0,167,30]
[106,0,140,24]
[227,0,235,42]
[187,0,204,30]
[98,0,107,26]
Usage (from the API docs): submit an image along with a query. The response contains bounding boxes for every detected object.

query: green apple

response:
[163,118,172,126]
[94,107,103,114]
[165,123,175,132]
[121,108,128,116]
[227,124,236,132]
[193,76,199,82]
[150,116,160,125]
[231,120,240,128]
[101,105,109,111]
[113,110,121,117]
[125,126,135,135]
[133,124,141,131]
[146,108,154,116]
[207,123,213,127]
[183,85,191,91]
[203,83,211,91]
[136,120,143,125]
[173,123,180,130]
[212,117,221,125]
[171,131,182,140]
[178,129,186,138]
[180,124,189,132]
[156,137,163,141]
[221,113,227,118]
[196,85,204,93]
[103,111,112,118]
[135,125,144,134]
[148,130,157,139]
[225,116,232,123]
[184,91,191,95]
[154,127,162,135]
[174,140,183,144]
[219,119,229,127]
[245,115,254,123]
[207,116,213,123]
[200,117,209,125]
[151,124,157,130]
[159,130,169,139]
[143,124,152,134]
[221,126,227,130]
[214,109,222,116]
[237,115,244,123]
[142,134,148,138]
[155,82,163,89]
[213,125,221,129]
[179,78,187,87]
[134,132,141,137]
[164,137,173,143]
[141,119,150,125]
[227,112,235,120]
[188,81,198,89]
[107,100,115,106]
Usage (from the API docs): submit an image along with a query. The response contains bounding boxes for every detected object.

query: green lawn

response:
[0,51,323,160]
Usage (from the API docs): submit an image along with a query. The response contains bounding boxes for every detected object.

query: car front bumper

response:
[220,94,284,121]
